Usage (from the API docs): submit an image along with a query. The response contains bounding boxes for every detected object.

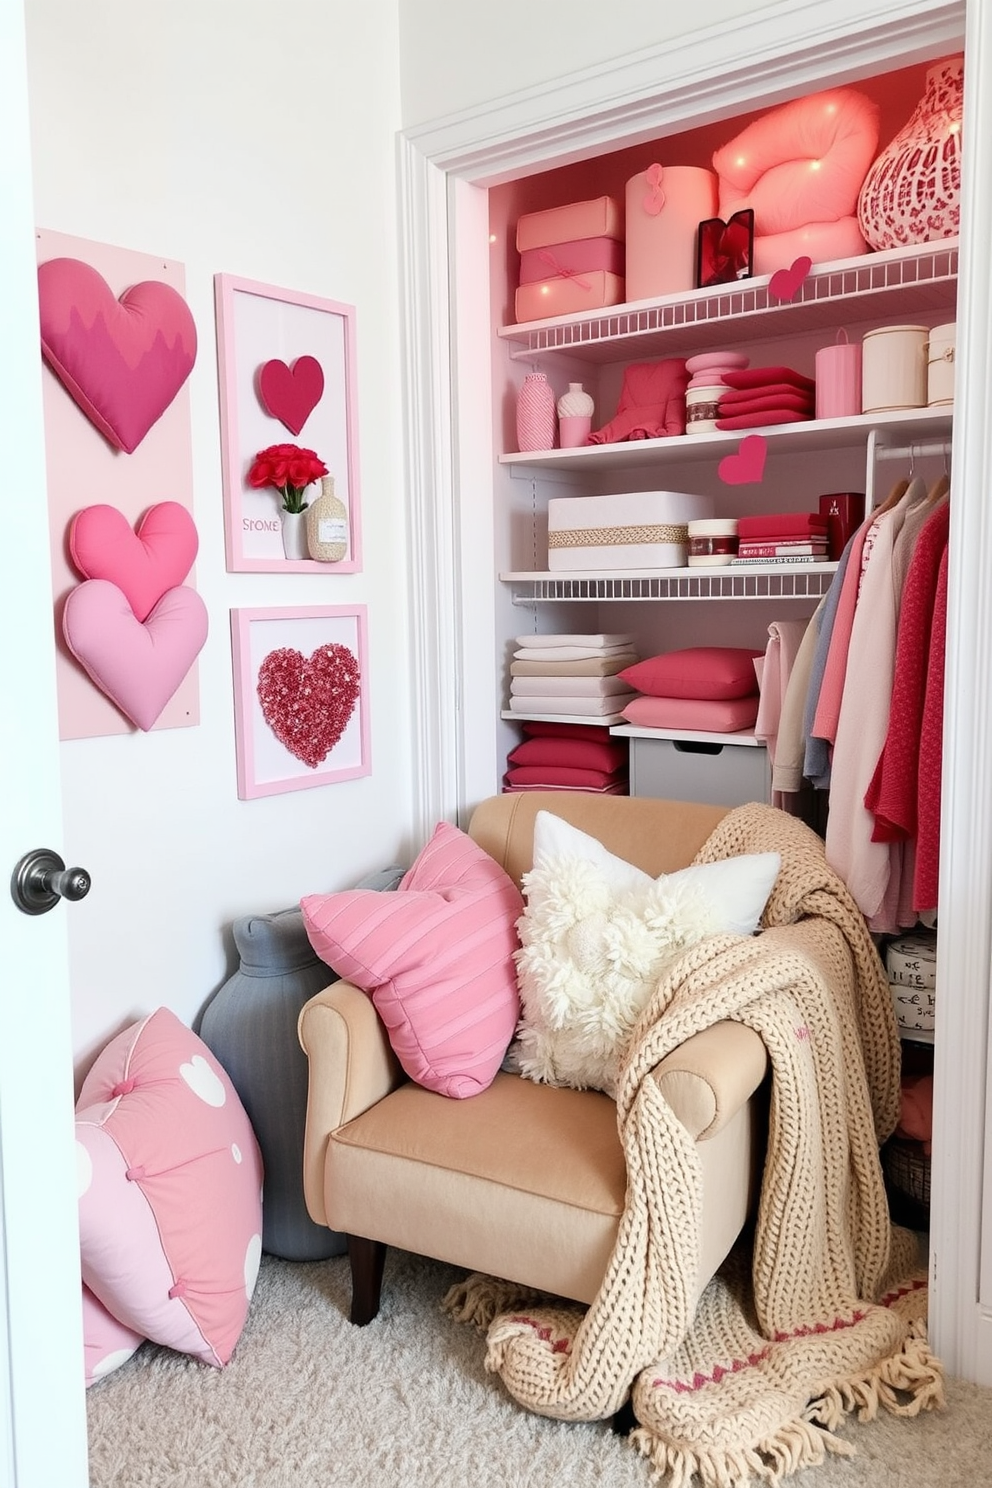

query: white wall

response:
[25,0,412,1079]
[398,0,753,126]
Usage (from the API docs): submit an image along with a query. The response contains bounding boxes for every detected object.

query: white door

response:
[0,1,90,1482]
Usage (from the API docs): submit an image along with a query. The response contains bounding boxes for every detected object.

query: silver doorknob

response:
[10,848,91,916]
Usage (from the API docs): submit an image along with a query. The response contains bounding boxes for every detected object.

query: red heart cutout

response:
[718,434,768,486]
[768,255,813,302]
[256,643,360,769]
[38,258,197,453]
[69,502,199,623]
[258,356,325,436]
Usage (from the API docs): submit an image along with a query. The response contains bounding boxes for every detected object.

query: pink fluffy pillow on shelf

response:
[618,647,763,701]
[76,1007,263,1374]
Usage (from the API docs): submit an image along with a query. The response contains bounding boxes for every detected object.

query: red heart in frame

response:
[768,255,813,302]
[258,356,325,436]
[718,434,768,486]
[256,643,360,769]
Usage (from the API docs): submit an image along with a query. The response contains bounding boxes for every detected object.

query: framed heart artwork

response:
[230,606,370,798]
[215,275,362,574]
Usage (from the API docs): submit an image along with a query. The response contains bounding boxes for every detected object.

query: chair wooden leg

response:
[347,1234,386,1325]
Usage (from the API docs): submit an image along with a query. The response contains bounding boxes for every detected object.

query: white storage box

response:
[548,490,714,571]
[624,732,770,806]
[886,930,937,1040]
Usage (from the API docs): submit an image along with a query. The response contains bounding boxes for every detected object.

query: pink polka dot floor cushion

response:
[75,1007,263,1377]
[712,87,880,272]
[82,1283,144,1389]
[301,822,524,1098]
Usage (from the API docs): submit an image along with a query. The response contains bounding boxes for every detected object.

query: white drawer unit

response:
[614,726,770,807]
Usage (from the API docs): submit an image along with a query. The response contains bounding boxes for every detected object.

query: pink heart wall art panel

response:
[256,643,360,769]
[62,581,209,733]
[69,502,199,624]
[258,356,324,435]
[38,256,198,454]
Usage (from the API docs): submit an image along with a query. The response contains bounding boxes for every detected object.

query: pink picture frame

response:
[231,606,370,799]
[215,274,362,573]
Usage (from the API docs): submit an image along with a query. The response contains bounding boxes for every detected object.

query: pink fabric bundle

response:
[588,358,689,443]
[716,364,815,430]
[504,720,629,794]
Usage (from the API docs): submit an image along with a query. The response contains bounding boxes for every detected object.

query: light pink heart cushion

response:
[62,580,208,731]
[69,502,199,623]
[258,355,324,436]
[76,1008,263,1370]
[38,257,197,454]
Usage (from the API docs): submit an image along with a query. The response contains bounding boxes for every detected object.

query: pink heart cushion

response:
[62,580,208,731]
[38,257,197,454]
[75,1007,263,1369]
[69,502,199,623]
[301,822,524,1098]
[82,1284,144,1388]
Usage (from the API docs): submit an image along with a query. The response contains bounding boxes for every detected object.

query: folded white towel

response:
[510,675,633,698]
[514,644,634,663]
[514,632,634,650]
[508,693,635,717]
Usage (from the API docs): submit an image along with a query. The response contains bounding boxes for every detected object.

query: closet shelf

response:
[500,407,954,474]
[498,239,958,365]
[501,565,838,603]
[610,724,765,747]
[500,708,630,726]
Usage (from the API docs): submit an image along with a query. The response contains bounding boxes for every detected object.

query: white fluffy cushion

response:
[510,812,780,1096]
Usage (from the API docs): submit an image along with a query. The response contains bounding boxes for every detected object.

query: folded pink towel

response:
[720,365,815,392]
[588,358,689,443]
[715,408,815,429]
[718,386,815,412]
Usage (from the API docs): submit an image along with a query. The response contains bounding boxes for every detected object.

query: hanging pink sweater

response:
[915,541,949,912]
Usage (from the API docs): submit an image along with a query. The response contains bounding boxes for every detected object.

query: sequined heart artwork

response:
[256,643,360,768]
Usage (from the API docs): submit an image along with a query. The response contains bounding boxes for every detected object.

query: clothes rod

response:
[875,440,952,461]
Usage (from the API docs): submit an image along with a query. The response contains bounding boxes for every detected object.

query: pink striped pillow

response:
[301,823,523,1098]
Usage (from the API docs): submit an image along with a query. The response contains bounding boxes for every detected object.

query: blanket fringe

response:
[440,1273,549,1332]
[631,1417,854,1488]
[806,1325,946,1429]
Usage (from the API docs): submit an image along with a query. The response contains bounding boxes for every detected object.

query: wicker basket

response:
[882,1137,931,1208]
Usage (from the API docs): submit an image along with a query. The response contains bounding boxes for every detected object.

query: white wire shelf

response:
[501,565,838,603]
[498,240,958,365]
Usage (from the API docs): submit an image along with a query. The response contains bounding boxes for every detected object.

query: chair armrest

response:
[650,1020,768,1140]
[297,980,404,1226]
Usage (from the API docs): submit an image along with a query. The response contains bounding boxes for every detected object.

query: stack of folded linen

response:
[508,632,638,719]
[714,365,816,430]
[503,721,630,795]
[615,646,764,733]
[734,511,831,563]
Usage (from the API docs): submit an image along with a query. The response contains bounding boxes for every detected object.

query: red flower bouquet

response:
[247,443,329,513]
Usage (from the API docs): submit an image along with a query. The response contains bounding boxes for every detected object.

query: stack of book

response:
[732,512,831,564]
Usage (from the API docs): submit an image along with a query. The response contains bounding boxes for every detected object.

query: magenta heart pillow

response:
[258,356,324,435]
[38,257,197,454]
[69,502,199,623]
[63,580,208,731]
[301,822,524,1098]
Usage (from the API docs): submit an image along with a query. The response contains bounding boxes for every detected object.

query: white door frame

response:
[398,0,992,1383]
[0,0,90,1481]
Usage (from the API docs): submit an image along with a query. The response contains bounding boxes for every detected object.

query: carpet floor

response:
[86,1248,992,1488]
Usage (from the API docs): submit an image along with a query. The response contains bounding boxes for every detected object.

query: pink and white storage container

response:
[547,489,714,571]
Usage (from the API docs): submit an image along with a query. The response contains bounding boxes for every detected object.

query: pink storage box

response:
[518,235,626,286]
[516,196,624,253]
[515,270,625,325]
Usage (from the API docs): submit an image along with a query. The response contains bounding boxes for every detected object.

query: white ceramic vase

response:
[280,508,310,561]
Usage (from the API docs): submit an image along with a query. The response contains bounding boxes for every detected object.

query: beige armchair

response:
[298,791,771,1325]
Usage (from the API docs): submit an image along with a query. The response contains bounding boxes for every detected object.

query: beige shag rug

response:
[86,1248,991,1488]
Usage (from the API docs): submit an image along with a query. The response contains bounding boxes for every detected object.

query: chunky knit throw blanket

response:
[443,804,944,1486]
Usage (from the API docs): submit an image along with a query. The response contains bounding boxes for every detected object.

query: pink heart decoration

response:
[718,434,768,486]
[256,643,360,769]
[258,356,325,436]
[38,258,197,454]
[62,580,208,732]
[68,502,199,624]
[767,255,813,302]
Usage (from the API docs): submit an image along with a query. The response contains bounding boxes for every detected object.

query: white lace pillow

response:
[510,811,780,1096]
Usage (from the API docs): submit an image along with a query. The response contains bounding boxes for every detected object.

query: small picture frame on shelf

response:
[695,209,755,289]
[230,605,370,799]
[215,274,362,573]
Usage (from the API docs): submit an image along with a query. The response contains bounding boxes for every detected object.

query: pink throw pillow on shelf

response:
[507,736,628,772]
[620,694,760,732]
[619,647,763,701]
[301,822,524,1099]
[75,1008,263,1370]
